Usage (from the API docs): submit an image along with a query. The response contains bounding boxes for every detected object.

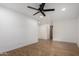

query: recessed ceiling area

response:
[0,3,79,24]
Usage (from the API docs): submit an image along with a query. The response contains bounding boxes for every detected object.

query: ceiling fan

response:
[27,3,55,16]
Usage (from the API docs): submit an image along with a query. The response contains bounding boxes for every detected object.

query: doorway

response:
[39,24,53,41]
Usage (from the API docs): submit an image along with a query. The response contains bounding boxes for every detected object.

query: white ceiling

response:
[0,3,79,24]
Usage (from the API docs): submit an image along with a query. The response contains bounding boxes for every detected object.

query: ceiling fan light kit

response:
[27,3,55,16]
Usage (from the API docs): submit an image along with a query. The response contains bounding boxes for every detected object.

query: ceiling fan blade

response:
[33,12,40,15]
[27,6,38,10]
[42,3,45,8]
[43,9,55,11]
[40,11,46,16]
[40,3,45,10]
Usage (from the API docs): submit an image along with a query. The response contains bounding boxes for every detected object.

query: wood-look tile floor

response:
[1,39,79,56]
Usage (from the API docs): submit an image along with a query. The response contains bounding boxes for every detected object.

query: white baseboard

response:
[53,39,76,44]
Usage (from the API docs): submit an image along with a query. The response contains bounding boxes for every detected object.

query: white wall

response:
[77,17,79,47]
[0,6,38,53]
[53,19,77,43]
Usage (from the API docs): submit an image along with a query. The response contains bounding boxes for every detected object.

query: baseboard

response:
[53,40,76,44]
